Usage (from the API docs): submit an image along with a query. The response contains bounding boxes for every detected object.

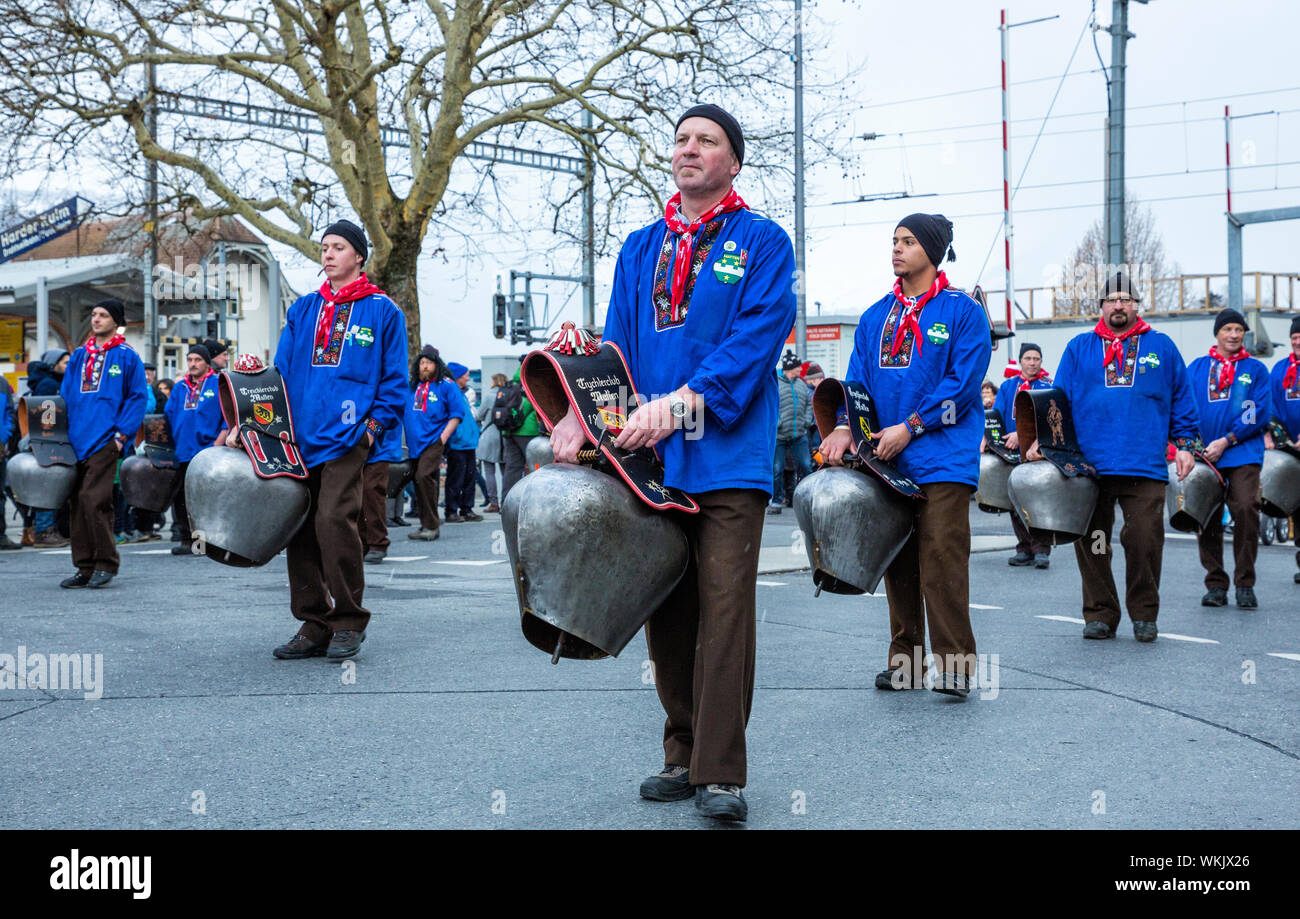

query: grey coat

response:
[476,386,504,463]
[776,373,813,442]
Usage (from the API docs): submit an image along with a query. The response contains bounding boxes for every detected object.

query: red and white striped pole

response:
[1000,9,1018,377]
[1224,104,1233,215]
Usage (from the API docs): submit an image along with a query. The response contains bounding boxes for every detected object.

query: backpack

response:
[491,382,526,432]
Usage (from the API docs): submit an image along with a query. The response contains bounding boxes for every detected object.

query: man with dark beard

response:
[403,346,470,541]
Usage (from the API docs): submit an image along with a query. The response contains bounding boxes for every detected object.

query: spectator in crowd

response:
[768,350,812,514]
[981,380,997,409]
[202,339,230,371]
[499,359,541,498]
[23,348,71,547]
[476,372,508,513]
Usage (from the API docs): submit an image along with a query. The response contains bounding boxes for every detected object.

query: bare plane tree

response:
[0,0,853,353]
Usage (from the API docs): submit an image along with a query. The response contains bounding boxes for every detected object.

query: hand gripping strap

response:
[811,379,925,500]
[18,395,76,467]
[520,335,699,514]
[218,367,307,480]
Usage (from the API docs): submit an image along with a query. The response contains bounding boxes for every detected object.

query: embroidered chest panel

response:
[877,301,916,369]
[651,221,726,332]
[183,380,211,410]
[1205,361,1234,402]
[1105,335,1142,387]
[312,301,355,366]
[81,355,109,393]
[1285,369,1300,400]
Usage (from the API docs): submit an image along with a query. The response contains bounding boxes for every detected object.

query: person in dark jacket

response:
[19,349,71,546]
[769,350,813,514]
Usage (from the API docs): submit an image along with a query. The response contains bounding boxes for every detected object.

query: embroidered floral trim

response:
[1104,334,1140,387]
[365,417,383,436]
[1173,435,1203,453]
[878,301,915,368]
[1205,360,1232,402]
[312,300,354,366]
[904,411,925,436]
[652,220,725,331]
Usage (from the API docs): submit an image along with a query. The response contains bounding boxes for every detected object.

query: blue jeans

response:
[771,435,813,504]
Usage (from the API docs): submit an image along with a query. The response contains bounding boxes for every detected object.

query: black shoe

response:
[445,513,465,523]
[875,669,911,690]
[765,505,782,515]
[460,512,484,522]
[363,549,386,564]
[272,632,329,660]
[1008,551,1033,566]
[388,516,408,527]
[932,672,970,699]
[695,784,747,822]
[171,543,194,556]
[59,571,92,589]
[1235,587,1258,609]
[1133,620,1158,642]
[1201,588,1228,607]
[1082,620,1114,640]
[1033,554,1050,569]
[326,629,366,660]
[639,765,693,802]
[0,535,21,550]
[86,570,114,589]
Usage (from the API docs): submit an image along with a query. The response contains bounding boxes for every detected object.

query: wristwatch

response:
[668,394,690,419]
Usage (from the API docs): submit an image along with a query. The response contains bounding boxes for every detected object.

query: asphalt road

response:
[2,502,1297,829]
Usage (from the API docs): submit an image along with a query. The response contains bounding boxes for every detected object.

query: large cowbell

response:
[1260,447,1300,517]
[185,447,310,566]
[183,366,310,567]
[525,435,554,472]
[502,463,689,660]
[120,413,181,513]
[1165,459,1225,533]
[793,466,914,595]
[976,452,1016,513]
[1007,388,1099,545]
[10,395,77,509]
[796,378,923,595]
[6,452,76,510]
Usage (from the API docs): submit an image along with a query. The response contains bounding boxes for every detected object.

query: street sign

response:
[0,197,95,263]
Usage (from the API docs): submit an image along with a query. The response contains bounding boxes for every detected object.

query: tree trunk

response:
[370,233,424,363]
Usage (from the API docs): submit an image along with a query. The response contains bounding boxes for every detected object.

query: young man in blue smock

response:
[550,104,795,822]
[58,298,148,589]
[1026,274,1199,642]
[1267,316,1300,584]
[1188,309,1272,609]
[403,346,470,540]
[993,341,1055,568]
[820,214,989,700]
[268,220,408,660]
[164,343,224,556]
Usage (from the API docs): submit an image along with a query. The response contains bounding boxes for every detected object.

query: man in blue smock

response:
[550,104,795,822]
[58,298,148,589]
[268,220,408,661]
[993,341,1055,567]
[403,346,469,540]
[1027,274,1199,643]
[1188,309,1272,609]
[164,343,224,555]
[1267,316,1300,585]
[820,214,989,700]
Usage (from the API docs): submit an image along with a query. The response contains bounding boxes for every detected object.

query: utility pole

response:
[1103,0,1147,271]
[144,49,159,365]
[793,0,807,358]
[582,107,595,329]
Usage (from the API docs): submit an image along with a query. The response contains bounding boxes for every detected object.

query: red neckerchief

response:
[181,368,215,403]
[663,188,748,322]
[1093,317,1152,374]
[83,333,126,385]
[414,380,432,411]
[890,271,949,358]
[1282,352,1297,389]
[1209,345,1250,391]
[314,273,383,354]
[1015,369,1051,392]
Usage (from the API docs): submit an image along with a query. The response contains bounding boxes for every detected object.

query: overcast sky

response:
[18,0,1299,368]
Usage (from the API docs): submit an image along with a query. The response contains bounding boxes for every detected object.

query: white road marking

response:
[1159,633,1219,644]
[384,556,429,562]
[756,580,788,587]
[40,549,72,555]
[1268,653,1300,662]
[132,549,176,555]
[431,559,505,566]
[969,603,1003,610]
[1036,614,1086,624]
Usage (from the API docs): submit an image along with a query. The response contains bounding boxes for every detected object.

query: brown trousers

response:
[645,488,766,788]
[884,482,977,680]
[413,441,445,531]
[1197,463,1261,589]
[359,461,390,553]
[1073,475,1165,627]
[286,438,369,641]
[70,442,121,575]
[1010,509,1051,556]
